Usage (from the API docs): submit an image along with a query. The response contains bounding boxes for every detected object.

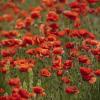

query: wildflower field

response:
[0,0,100,100]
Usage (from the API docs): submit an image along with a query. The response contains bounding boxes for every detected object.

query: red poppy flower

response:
[91,48,100,55]
[80,67,93,75]
[26,49,35,55]
[62,76,71,84]
[0,67,7,74]
[78,55,91,65]
[31,11,41,19]
[95,7,100,15]
[47,11,59,21]
[94,69,100,76]
[63,11,78,20]
[40,68,51,77]
[3,14,14,22]
[57,70,63,76]
[53,40,61,47]
[1,39,20,47]
[22,36,34,45]
[33,86,44,94]
[88,76,96,84]
[2,30,19,38]
[14,59,35,72]
[81,74,94,81]
[42,0,55,7]
[63,60,73,69]
[1,47,16,57]
[65,86,79,94]
[65,42,74,49]
[0,88,5,93]
[69,1,79,8]
[15,19,25,29]
[53,47,64,55]
[24,16,34,27]
[49,23,59,30]
[52,56,62,70]
[8,78,21,87]
[18,89,30,99]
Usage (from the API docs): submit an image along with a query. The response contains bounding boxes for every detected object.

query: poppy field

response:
[0,0,100,100]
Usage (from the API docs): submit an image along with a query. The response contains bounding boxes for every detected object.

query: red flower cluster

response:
[0,0,100,99]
